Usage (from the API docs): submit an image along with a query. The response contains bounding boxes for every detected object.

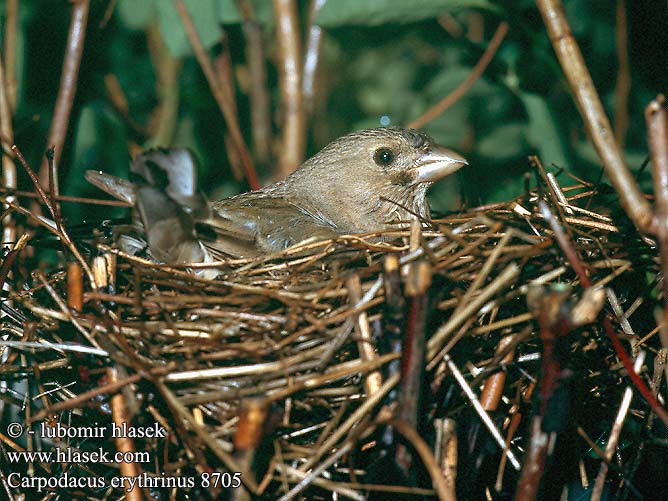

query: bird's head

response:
[284,127,468,231]
[296,127,467,185]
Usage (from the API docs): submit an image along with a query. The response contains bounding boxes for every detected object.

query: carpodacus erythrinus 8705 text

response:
[86,127,467,265]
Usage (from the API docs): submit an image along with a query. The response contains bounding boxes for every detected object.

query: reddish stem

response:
[38,0,90,192]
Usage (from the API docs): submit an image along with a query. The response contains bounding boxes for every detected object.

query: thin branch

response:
[535,0,655,234]
[104,74,151,138]
[273,0,305,177]
[388,419,454,501]
[215,33,245,180]
[590,352,645,501]
[238,0,271,165]
[38,0,90,192]
[0,50,17,249]
[444,354,521,471]
[173,0,260,189]
[146,23,181,146]
[108,367,144,501]
[539,198,668,427]
[13,145,98,289]
[407,21,508,130]
[28,373,144,424]
[646,95,668,369]
[0,186,130,206]
[302,0,326,117]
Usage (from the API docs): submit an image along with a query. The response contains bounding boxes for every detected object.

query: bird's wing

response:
[86,150,340,262]
[203,192,340,258]
[86,150,213,266]
[84,170,136,205]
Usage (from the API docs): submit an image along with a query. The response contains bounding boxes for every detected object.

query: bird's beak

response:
[412,146,468,183]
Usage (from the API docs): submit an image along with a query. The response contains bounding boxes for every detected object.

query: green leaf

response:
[116,0,156,30]
[217,0,273,25]
[476,122,528,160]
[315,0,497,27]
[519,92,569,168]
[157,0,222,57]
[67,104,130,220]
[217,0,242,23]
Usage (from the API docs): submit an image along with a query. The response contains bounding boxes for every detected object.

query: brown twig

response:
[387,418,454,501]
[381,254,405,388]
[395,260,431,478]
[444,353,521,470]
[400,262,432,424]
[0,50,17,252]
[434,418,457,500]
[66,261,83,312]
[46,148,63,234]
[215,33,244,181]
[427,262,520,362]
[0,186,131,206]
[12,145,98,288]
[38,0,90,192]
[238,0,271,165]
[613,0,630,146]
[173,0,260,189]
[479,334,516,411]
[108,366,145,501]
[12,146,56,220]
[514,417,550,500]
[28,373,144,424]
[590,352,645,501]
[407,21,508,129]
[346,274,382,396]
[302,0,326,118]
[104,74,151,138]
[146,23,181,146]
[539,199,668,427]
[0,233,28,291]
[535,0,655,234]
[273,0,305,177]
[233,398,269,490]
[646,95,668,365]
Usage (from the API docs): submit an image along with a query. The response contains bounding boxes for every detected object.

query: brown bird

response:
[86,127,467,268]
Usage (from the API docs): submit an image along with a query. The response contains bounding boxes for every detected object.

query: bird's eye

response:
[373,148,395,166]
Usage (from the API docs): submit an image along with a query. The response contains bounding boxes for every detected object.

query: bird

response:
[85,127,467,269]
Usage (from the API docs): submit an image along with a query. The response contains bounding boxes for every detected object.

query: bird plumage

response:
[85,127,467,269]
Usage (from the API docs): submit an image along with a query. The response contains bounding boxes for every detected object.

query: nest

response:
[0,164,664,500]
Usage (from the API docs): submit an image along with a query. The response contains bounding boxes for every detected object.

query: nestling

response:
[86,127,467,266]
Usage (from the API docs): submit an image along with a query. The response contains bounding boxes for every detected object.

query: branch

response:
[535,0,655,234]
[407,21,508,130]
[38,0,90,193]
[273,0,305,178]
[238,0,271,165]
[146,23,181,146]
[387,419,454,501]
[539,199,668,427]
[0,50,17,249]
[302,0,326,117]
[646,95,668,370]
[174,0,260,189]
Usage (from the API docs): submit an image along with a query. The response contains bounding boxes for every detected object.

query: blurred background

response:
[2,0,665,223]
